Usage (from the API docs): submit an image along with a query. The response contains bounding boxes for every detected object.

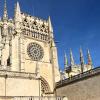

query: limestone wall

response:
[6,78,40,96]
[56,74,100,100]
[0,75,40,96]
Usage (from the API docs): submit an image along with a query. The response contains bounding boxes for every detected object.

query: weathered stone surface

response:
[0,71,40,96]
[56,74,100,100]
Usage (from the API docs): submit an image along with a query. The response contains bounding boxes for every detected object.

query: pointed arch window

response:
[8,27,13,34]
[0,26,3,36]
[7,56,10,66]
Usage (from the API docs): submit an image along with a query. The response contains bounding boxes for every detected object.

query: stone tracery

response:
[41,77,51,93]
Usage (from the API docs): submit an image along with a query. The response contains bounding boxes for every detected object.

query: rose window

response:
[27,43,44,61]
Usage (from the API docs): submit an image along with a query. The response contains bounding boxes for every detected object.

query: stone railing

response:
[0,70,37,79]
[0,96,63,100]
[56,67,100,88]
[22,29,50,43]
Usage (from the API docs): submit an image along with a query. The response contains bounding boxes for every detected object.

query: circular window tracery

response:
[27,42,44,61]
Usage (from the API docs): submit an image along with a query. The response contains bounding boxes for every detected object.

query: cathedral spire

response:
[70,49,75,67]
[16,1,21,13]
[48,16,53,38]
[14,1,21,22]
[87,49,93,67]
[14,1,22,32]
[64,52,68,70]
[80,47,84,73]
[3,0,8,21]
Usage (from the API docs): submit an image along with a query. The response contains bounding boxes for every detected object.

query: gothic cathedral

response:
[0,0,60,97]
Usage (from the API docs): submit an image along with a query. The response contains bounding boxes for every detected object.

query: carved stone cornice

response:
[0,70,37,79]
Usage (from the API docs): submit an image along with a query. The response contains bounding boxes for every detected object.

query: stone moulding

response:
[0,70,37,79]
[0,96,63,100]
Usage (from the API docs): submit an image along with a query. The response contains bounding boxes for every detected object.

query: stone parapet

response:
[56,67,100,88]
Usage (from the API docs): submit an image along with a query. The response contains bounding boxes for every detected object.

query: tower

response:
[13,2,60,93]
[1,0,11,70]
[3,0,8,21]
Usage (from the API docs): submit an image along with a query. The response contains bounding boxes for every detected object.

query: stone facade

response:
[0,69,40,97]
[0,0,60,97]
[61,49,93,79]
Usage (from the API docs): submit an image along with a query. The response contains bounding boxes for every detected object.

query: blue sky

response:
[0,0,100,70]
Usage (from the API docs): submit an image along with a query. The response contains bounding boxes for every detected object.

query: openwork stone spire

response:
[14,1,22,32]
[48,16,53,38]
[14,1,21,22]
[70,49,75,67]
[3,0,8,21]
[87,49,93,68]
[80,47,84,73]
[64,52,68,70]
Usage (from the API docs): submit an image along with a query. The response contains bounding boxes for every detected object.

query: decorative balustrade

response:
[0,70,37,79]
[0,96,63,100]
[56,67,100,88]
[22,29,50,43]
